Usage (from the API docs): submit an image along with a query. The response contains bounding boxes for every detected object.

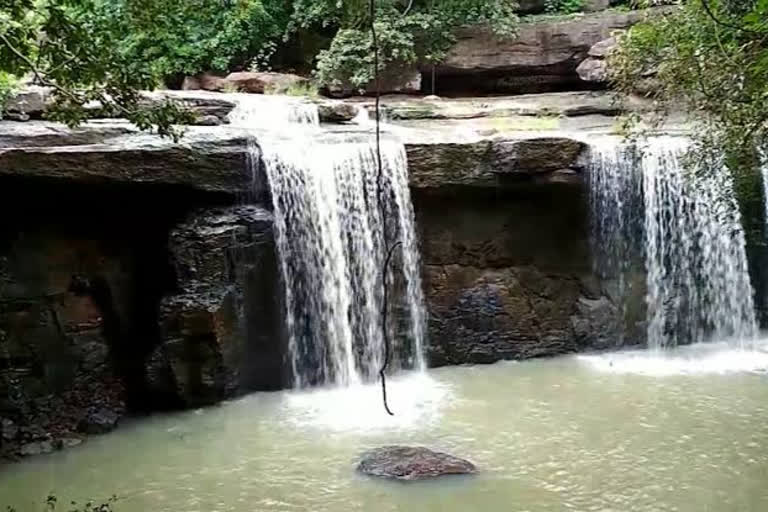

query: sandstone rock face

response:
[576,36,617,83]
[362,91,623,121]
[0,177,175,459]
[414,183,625,365]
[0,121,591,195]
[576,58,608,83]
[224,72,309,94]
[147,205,283,406]
[0,123,253,195]
[406,137,588,190]
[432,9,661,94]
[3,86,50,121]
[3,86,237,125]
[182,73,230,92]
[357,446,476,480]
[145,91,237,124]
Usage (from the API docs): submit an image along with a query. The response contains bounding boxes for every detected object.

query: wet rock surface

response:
[356,91,626,121]
[148,205,283,407]
[0,176,199,462]
[406,137,588,190]
[415,185,626,365]
[0,89,649,462]
[357,446,476,480]
[316,100,361,123]
[78,408,120,435]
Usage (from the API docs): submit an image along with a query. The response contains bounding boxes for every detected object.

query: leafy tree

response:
[545,0,584,14]
[610,0,768,237]
[108,0,291,80]
[0,0,199,138]
[305,0,519,92]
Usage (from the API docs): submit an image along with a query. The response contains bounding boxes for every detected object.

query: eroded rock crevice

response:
[414,183,625,366]
[0,177,246,457]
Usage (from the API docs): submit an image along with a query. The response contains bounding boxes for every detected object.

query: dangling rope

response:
[369,0,395,416]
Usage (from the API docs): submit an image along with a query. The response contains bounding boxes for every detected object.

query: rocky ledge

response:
[0,120,593,195]
[431,6,672,94]
[357,446,476,481]
[0,91,633,461]
[0,122,254,195]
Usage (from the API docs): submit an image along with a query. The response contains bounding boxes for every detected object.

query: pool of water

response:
[4,343,768,512]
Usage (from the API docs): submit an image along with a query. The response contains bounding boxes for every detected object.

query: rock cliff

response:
[430,7,668,94]
[0,90,626,459]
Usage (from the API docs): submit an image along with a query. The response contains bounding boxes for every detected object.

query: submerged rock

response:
[78,409,119,435]
[357,446,476,481]
[19,440,54,456]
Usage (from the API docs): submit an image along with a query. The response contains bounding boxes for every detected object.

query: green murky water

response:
[3,343,768,512]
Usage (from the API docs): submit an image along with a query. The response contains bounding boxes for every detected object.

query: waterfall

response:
[230,96,426,387]
[227,93,320,126]
[588,136,757,350]
[762,159,768,237]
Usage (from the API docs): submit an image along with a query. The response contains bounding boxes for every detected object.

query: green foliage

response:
[0,0,195,138]
[108,0,291,78]
[312,0,519,92]
[610,0,768,237]
[0,71,18,115]
[269,80,319,97]
[545,0,584,14]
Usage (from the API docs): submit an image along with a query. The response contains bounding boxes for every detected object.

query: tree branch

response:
[402,0,414,17]
[370,0,395,416]
[0,33,82,103]
[700,0,760,34]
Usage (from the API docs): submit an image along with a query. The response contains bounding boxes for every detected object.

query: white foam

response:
[280,372,450,433]
[578,339,768,376]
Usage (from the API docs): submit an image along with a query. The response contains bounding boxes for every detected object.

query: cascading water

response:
[588,136,757,350]
[762,158,768,236]
[229,96,426,388]
[227,93,320,126]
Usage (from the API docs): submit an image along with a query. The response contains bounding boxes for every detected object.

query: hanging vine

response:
[369,0,396,416]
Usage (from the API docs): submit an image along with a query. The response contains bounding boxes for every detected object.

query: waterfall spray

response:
[229,91,426,391]
[588,136,757,350]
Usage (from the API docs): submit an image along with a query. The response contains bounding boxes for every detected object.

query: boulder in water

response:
[316,100,360,123]
[78,409,119,435]
[357,446,476,481]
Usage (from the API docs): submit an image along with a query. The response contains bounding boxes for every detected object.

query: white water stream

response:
[229,95,426,387]
[588,137,758,349]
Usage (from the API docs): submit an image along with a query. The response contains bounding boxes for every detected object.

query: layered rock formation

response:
[413,162,621,366]
[430,8,666,94]
[0,88,630,458]
[148,205,282,407]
